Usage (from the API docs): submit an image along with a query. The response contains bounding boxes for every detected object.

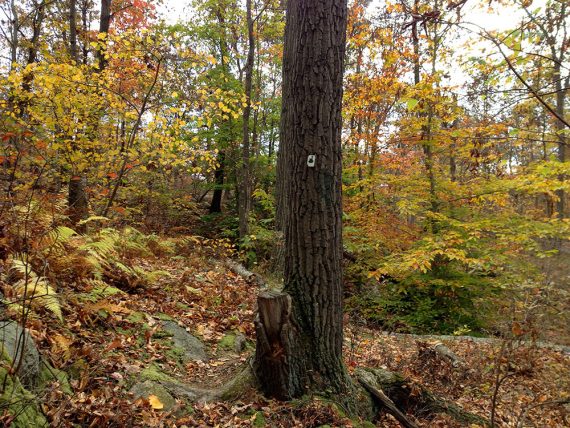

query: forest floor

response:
[21,237,570,427]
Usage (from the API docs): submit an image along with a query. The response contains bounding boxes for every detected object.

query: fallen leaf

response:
[148,394,164,410]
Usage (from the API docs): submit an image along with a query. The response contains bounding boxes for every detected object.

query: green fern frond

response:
[13,277,63,321]
[84,254,104,279]
[5,301,26,317]
[85,279,125,298]
[11,257,34,278]
[79,228,120,259]
[82,240,116,255]
[42,226,78,254]
[50,226,77,242]
[38,290,63,322]
[113,261,135,275]
[78,215,110,225]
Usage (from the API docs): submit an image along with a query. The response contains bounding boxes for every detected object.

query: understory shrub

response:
[346,271,499,334]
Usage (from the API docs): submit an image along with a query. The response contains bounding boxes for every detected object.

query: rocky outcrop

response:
[0,321,41,389]
[130,380,176,410]
[160,320,208,362]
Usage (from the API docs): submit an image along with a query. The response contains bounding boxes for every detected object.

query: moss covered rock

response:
[0,367,48,427]
[140,364,179,384]
[130,380,176,411]
[160,321,207,362]
[38,360,72,395]
[138,364,208,402]
[218,332,236,350]
[218,332,247,353]
[0,321,41,389]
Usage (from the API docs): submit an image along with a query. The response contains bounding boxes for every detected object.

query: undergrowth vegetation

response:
[1,0,569,425]
[0,193,235,325]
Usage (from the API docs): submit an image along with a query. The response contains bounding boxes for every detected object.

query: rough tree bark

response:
[553,61,567,219]
[255,0,351,400]
[238,0,254,239]
[65,0,89,231]
[209,151,225,214]
[96,0,111,71]
[68,0,111,230]
[68,175,88,230]
[68,0,78,62]
[209,5,232,214]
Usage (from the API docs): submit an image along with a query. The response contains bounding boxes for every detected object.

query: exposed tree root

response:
[358,375,418,428]
[356,367,490,427]
[212,365,257,401]
[201,361,489,428]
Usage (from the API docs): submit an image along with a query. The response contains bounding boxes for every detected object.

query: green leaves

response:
[405,97,419,111]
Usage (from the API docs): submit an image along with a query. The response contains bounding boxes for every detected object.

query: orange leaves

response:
[50,334,74,361]
[112,0,157,31]
[147,395,164,410]
[1,132,16,141]
[104,337,124,353]
[84,299,132,321]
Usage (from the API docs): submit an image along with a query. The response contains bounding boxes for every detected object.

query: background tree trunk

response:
[96,0,111,70]
[554,62,567,219]
[68,0,111,229]
[209,151,225,213]
[69,0,78,62]
[68,175,88,231]
[255,0,351,400]
[238,0,254,239]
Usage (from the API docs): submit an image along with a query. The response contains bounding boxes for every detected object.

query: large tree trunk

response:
[68,0,111,227]
[274,144,287,231]
[96,0,111,70]
[255,0,350,400]
[554,62,567,219]
[238,0,254,239]
[66,0,90,231]
[69,0,78,61]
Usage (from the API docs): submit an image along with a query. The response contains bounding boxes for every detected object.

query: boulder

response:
[139,363,209,402]
[234,333,247,353]
[218,332,247,353]
[130,380,176,411]
[0,321,40,389]
[0,366,48,427]
[39,359,72,394]
[355,367,488,426]
[160,320,207,362]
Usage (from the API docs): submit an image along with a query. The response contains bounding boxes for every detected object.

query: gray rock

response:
[0,321,40,389]
[234,333,247,353]
[161,320,207,362]
[162,381,208,401]
[139,363,209,402]
[130,380,176,410]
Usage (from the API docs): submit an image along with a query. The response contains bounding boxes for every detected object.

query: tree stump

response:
[254,290,297,400]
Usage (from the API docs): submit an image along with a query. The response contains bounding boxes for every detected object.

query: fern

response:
[83,229,120,254]
[10,255,33,278]
[78,228,121,278]
[14,278,63,322]
[41,226,77,254]
[8,257,63,321]
[78,215,110,226]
